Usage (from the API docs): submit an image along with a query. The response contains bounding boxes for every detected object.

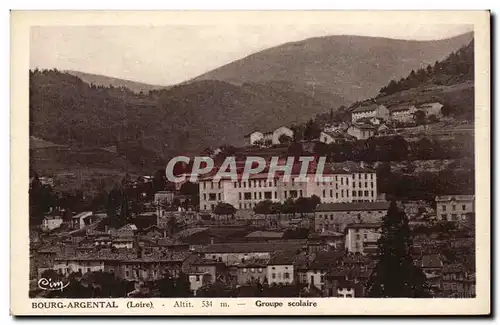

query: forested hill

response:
[29,69,345,163]
[379,40,474,96]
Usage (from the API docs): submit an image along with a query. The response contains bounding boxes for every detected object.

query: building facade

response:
[351,104,390,123]
[41,216,63,231]
[314,201,388,233]
[347,124,376,140]
[199,163,378,211]
[435,195,475,222]
[390,104,417,123]
[344,223,381,254]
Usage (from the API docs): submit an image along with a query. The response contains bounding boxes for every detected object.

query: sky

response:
[30,24,473,86]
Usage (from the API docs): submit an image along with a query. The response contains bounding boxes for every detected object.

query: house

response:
[306,251,344,291]
[389,104,417,123]
[344,223,381,254]
[188,272,212,296]
[347,124,376,140]
[319,131,335,144]
[351,104,390,123]
[198,240,306,266]
[267,250,297,285]
[268,126,294,145]
[112,237,135,249]
[53,249,195,283]
[418,102,443,117]
[307,231,344,253]
[419,254,444,275]
[314,201,389,233]
[41,215,63,231]
[435,195,475,222]
[336,281,365,298]
[189,256,227,284]
[245,127,294,146]
[244,131,265,145]
[440,264,475,298]
[377,123,390,135]
[71,211,98,230]
[235,258,269,285]
[154,191,175,219]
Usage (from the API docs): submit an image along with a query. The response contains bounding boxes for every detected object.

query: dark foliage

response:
[367,201,429,297]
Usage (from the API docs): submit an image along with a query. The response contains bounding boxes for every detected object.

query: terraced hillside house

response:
[351,104,389,123]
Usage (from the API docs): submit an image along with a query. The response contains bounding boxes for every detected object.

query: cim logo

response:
[37,278,70,291]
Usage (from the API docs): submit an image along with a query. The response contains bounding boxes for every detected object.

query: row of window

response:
[442,204,468,212]
[242,268,264,273]
[203,193,222,201]
[442,214,459,221]
[353,182,374,189]
[317,210,379,220]
[321,190,374,198]
[271,272,291,279]
[202,181,222,190]
[202,174,375,190]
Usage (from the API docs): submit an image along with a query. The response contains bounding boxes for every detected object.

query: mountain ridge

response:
[64,70,169,94]
[191,32,474,101]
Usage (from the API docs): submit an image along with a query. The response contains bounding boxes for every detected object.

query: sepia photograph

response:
[10,10,490,315]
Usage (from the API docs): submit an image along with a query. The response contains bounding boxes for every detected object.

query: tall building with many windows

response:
[198,161,378,211]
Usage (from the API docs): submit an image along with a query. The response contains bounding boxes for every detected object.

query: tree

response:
[213,202,236,216]
[441,103,453,117]
[366,201,429,297]
[303,119,321,141]
[413,110,426,126]
[278,134,292,145]
[427,114,439,124]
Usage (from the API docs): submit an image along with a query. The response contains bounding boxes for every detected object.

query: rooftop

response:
[352,103,382,114]
[420,254,444,269]
[345,223,381,230]
[435,195,475,202]
[199,240,306,254]
[245,231,284,239]
[389,104,415,113]
[269,249,299,265]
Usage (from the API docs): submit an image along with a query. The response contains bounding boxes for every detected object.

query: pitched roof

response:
[173,227,209,239]
[345,223,381,229]
[350,123,377,130]
[72,211,93,219]
[352,104,379,113]
[309,251,344,269]
[269,249,298,265]
[237,258,270,268]
[420,254,443,269]
[435,195,475,202]
[199,240,306,254]
[389,104,415,113]
[316,201,390,212]
[245,231,284,239]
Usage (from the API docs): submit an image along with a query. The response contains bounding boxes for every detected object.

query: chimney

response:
[360,161,365,169]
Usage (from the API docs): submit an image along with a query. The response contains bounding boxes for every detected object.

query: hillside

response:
[30,70,345,167]
[369,39,474,120]
[65,70,168,94]
[191,32,473,102]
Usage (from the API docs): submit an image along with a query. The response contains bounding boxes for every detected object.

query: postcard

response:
[10,10,490,316]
